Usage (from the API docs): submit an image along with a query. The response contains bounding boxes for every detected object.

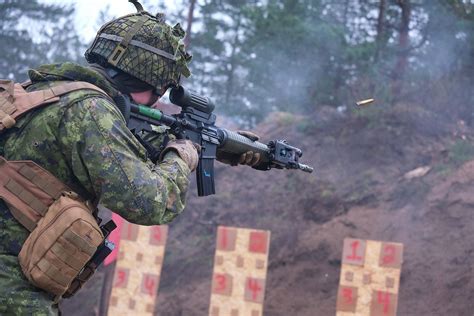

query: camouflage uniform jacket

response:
[0,62,191,315]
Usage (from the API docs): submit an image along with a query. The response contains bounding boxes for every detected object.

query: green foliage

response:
[390,179,431,209]
[449,140,474,165]
[434,140,474,175]
[351,105,387,129]
[344,170,378,206]
[0,0,84,81]
[186,0,474,126]
[3,0,471,127]
[296,118,315,133]
[274,112,297,126]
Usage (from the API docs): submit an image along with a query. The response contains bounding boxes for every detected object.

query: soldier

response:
[0,7,259,316]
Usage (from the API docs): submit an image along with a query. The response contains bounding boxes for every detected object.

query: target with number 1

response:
[107,222,168,315]
[209,226,271,316]
[336,238,404,316]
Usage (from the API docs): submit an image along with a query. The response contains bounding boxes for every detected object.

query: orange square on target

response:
[209,226,271,316]
[336,238,403,316]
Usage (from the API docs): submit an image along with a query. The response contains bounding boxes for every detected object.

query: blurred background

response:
[1,0,474,315]
[3,0,473,125]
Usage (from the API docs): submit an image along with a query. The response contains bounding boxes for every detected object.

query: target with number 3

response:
[336,238,404,316]
[209,226,271,316]
[107,222,168,315]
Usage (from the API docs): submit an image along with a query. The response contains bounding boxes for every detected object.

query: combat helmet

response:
[85,0,192,95]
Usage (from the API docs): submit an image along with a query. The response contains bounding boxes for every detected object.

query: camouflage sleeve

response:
[58,96,191,225]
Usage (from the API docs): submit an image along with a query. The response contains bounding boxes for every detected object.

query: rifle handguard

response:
[218,129,269,161]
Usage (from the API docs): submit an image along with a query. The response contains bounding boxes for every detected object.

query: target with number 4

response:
[107,222,168,316]
[209,226,271,316]
[336,238,404,316]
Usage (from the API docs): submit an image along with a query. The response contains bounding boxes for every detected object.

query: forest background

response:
[1,0,474,315]
[1,0,473,127]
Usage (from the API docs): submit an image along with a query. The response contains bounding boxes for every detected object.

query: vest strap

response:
[0,80,110,132]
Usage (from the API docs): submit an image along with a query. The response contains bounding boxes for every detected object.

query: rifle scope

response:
[170,86,215,114]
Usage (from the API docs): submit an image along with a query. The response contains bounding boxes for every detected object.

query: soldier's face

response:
[130,90,159,106]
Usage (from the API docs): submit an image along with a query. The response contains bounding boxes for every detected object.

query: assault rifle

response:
[114,86,313,196]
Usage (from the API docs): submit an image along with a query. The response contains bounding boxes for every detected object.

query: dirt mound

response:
[62,104,474,315]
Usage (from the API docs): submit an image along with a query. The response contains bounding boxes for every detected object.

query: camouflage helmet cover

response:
[85,11,192,94]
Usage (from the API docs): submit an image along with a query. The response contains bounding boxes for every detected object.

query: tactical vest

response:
[0,79,116,299]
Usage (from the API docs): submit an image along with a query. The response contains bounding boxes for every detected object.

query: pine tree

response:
[0,0,84,81]
[186,0,474,123]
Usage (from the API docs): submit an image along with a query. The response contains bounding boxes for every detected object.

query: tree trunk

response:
[391,0,411,100]
[184,0,196,48]
[374,0,386,64]
[332,0,350,102]
[225,15,242,104]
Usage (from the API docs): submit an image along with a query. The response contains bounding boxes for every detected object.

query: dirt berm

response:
[62,104,474,315]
